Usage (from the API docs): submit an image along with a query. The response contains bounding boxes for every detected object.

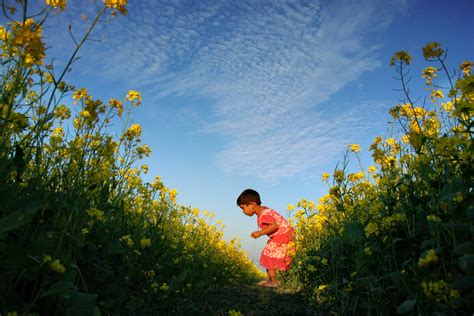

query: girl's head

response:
[237,189,261,216]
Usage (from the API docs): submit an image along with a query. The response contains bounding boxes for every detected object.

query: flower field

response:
[1,1,473,316]
[0,1,262,315]
[283,45,473,314]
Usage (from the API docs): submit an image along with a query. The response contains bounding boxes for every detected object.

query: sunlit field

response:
[1,1,472,315]
[283,47,473,314]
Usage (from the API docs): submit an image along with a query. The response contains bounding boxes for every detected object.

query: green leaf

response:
[42,281,78,297]
[467,206,474,220]
[354,250,372,273]
[452,276,474,289]
[454,242,474,255]
[61,291,98,316]
[420,240,434,250]
[343,222,363,244]
[397,299,417,314]
[390,271,410,294]
[0,199,41,235]
[458,255,474,274]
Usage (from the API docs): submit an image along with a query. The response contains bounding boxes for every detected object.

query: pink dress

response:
[258,207,295,271]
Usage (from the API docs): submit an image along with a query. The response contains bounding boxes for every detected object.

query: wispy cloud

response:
[46,0,404,181]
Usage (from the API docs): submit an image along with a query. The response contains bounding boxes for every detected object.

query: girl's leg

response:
[267,268,278,286]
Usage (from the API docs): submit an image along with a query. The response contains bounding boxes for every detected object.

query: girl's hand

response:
[251,231,262,239]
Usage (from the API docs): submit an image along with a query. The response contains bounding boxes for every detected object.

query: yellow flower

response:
[364,246,372,255]
[401,134,410,143]
[126,90,142,104]
[43,254,52,263]
[72,88,88,102]
[54,104,71,119]
[422,66,438,85]
[367,165,377,173]
[460,60,472,76]
[109,98,123,116]
[318,284,328,291]
[421,279,458,303]
[120,235,134,247]
[87,208,105,222]
[287,204,295,211]
[50,259,66,273]
[348,172,364,182]
[442,101,454,113]
[333,170,345,182]
[349,143,361,152]
[418,249,438,268]
[321,172,330,181]
[124,123,142,140]
[103,0,128,15]
[45,0,67,11]
[160,283,169,291]
[390,50,412,65]
[140,238,151,249]
[431,90,444,102]
[365,221,379,237]
[52,127,64,137]
[426,214,441,223]
[169,189,178,203]
[422,42,444,59]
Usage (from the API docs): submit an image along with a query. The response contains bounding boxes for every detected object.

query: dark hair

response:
[236,189,261,206]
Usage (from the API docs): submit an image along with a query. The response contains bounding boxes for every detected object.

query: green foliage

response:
[285,44,473,315]
[0,2,261,315]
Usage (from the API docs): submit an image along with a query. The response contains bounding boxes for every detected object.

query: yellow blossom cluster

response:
[103,0,128,15]
[418,249,438,268]
[123,123,142,141]
[349,143,361,152]
[422,66,438,85]
[1,19,46,67]
[45,0,67,11]
[421,280,459,303]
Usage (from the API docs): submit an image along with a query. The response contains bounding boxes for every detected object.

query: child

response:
[237,189,295,288]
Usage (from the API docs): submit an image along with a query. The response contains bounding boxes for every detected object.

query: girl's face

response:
[240,202,257,216]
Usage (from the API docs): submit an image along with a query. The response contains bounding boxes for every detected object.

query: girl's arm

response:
[251,222,278,238]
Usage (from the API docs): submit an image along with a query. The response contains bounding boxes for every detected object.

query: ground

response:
[180,284,321,315]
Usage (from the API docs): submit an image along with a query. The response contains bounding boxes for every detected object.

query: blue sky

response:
[39,0,473,264]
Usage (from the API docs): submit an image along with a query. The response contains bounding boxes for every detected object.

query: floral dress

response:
[258,207,295,271]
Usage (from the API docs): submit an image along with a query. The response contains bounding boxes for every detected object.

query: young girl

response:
[237,189,295,288]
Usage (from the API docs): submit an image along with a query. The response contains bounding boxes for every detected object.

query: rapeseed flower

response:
[87,208,105,222]
[364,221,379,237]
[124,123,141,140]
[140,238,151,249]
[418,249,438,268]
[349,144,361,152]
[45,0,67,11]
[109,98,123,116]
[460,60,472,76]
[126,89,141,104]
[72,88,88,102]
[427,214,442,223]
[422,66,438,85]
[120,235,134,247]
[50,259,66,273]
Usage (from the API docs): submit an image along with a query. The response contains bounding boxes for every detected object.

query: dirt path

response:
[183,284,320,315]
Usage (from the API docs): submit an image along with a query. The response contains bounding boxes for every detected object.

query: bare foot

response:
[257,280,269,286]
[258,280,278,288]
